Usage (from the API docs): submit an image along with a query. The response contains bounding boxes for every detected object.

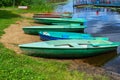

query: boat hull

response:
[34,18,86,25]
[20,47,117,58]
[23,26,85,35]
[19,40,119,58]
[33,15,61,18]
[33,14,71,18]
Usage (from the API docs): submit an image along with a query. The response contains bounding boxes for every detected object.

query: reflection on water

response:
[103,54,120,73]
[81,51,117,67]
[55,0,120,74]
[55,0,73,13]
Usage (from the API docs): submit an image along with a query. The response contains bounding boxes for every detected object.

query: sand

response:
[0,19,41,53]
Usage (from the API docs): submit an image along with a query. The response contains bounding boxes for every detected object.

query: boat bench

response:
[69,43,88,48]
[54,43,88,48]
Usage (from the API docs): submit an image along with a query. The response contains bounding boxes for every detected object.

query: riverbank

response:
[0,8,112,80]
[1,7,120,79]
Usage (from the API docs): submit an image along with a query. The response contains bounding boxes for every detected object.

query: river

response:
[55,0,120,74]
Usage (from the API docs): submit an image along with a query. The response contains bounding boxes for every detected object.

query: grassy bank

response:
[0,6,54,13]
[0,8,109,80]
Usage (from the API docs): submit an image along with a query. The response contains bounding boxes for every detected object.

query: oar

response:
[112,42,120,45]
[92,42,120,47]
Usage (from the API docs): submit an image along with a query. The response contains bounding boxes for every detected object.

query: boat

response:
[23,24,85,35]
[33,12,72,18]
[39,31,109,41]
[19,39,120,58]
[34,18,86,25]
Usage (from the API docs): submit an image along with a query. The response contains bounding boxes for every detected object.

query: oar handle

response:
[91,42,120,47]
[112,42,120,45]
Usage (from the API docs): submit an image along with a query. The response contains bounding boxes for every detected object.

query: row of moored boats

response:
[19,13,120,58]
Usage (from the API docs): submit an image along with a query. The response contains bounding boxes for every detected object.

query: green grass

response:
[0,10,20,36]
[1,2,54,13]
[0,8,109,80]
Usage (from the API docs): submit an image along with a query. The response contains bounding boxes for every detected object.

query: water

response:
[55,0,120,74]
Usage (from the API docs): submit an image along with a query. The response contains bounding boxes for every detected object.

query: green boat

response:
[19,40,120,58]
[34,18,86,25]
[23,24,85,35]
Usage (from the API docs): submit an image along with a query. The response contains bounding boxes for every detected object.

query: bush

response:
[0,0,12,7]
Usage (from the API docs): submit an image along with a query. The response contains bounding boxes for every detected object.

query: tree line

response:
[48,0,67,3]
[0,0,46,7]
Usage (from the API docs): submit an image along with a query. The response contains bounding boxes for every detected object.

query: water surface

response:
[55,0,120,74]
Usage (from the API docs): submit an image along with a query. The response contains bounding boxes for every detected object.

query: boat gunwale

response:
[23,25,85,29]
[23,27,85,29]
[34,18,86,21]
[34,18,86,24]
[19,45,118,49]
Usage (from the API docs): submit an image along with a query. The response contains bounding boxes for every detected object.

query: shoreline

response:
[0,13,120,79]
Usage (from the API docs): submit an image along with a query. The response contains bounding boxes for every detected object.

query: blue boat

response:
[39,31,109,41]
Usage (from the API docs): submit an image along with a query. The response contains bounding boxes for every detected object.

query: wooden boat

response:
[34,18,86,25]
[23,24,85,35]
[33,14,62,18]
[33,12,72,18]
[39,31,109,41]
[19,39,120,58]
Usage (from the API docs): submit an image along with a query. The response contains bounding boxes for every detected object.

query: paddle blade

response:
[112,42,120,45]
[92,42,120,47]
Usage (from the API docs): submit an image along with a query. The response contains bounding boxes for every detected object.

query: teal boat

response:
[34,18,86,25]
[19,40,120,58]
[39,31,109,41]
[23,24,85,35]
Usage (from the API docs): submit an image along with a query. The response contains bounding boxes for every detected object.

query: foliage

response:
[0,0,54,13]
[0,0,67,7]
[0,0,46,7]
[0,0,12,7]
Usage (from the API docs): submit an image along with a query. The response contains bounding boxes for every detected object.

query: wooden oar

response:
[112,42,120,45]
[92,42,120,47]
